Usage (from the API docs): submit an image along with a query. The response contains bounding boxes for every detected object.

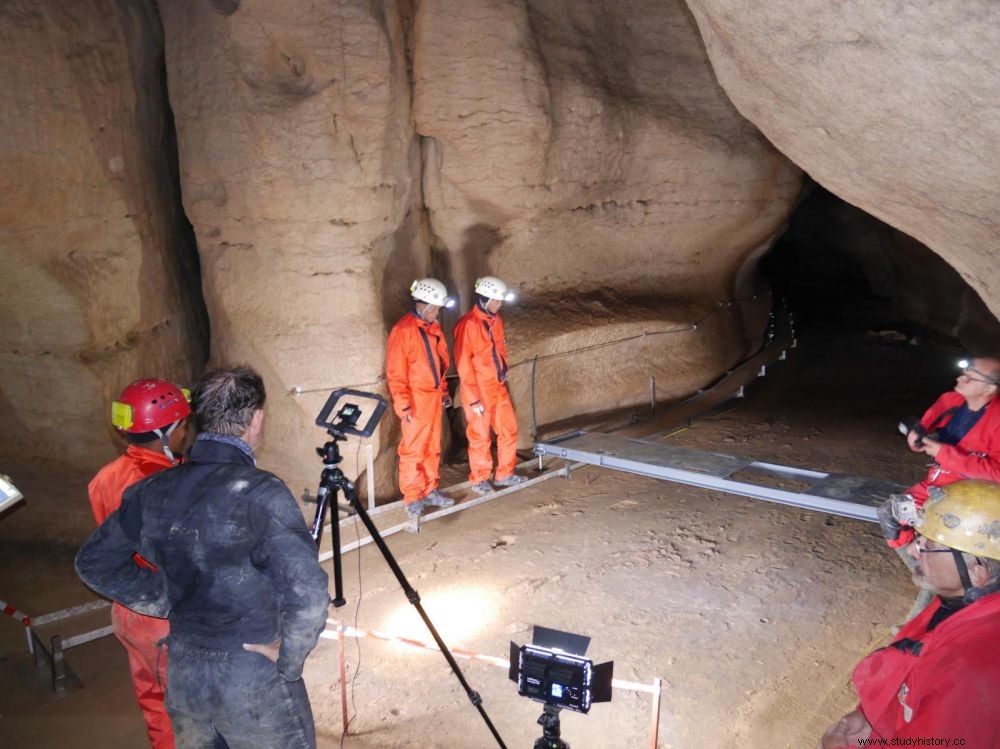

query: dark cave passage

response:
[761,181,1000,355]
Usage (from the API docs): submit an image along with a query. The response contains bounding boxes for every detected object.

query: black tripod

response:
[310,430,507,749]
[534,705,569,749]
[309,434,354,607]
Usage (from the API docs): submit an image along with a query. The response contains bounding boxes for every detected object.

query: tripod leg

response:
[310,487,329,547]
[311,480,346,607]
[342,485,507,748]
[328,485,346,607]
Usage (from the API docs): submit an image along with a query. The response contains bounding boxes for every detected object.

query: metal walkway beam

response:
[534,432,905,523]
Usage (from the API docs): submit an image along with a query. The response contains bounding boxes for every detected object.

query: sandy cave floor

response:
[0,317,959,748]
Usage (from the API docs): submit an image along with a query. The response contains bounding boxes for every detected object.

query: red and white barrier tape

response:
[322,620,659,695]
[0,599,30,627]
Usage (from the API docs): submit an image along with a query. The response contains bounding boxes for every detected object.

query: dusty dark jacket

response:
[76,439,329,680]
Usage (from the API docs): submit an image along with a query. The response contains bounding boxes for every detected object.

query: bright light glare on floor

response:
[382,586,499,645]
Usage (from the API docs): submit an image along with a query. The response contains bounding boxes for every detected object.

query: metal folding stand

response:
[24,600,113,690]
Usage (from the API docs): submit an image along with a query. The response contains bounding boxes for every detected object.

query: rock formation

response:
[413,0,801,447]
[156,0,422,486]
[685,0,1000,319]
[12,0,994,500]
[0,0,207,469]
[153,0,801,489]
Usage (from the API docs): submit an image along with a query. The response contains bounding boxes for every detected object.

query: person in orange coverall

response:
[386,278,457,519]
[88,378,191,749]
[454,276,527,495]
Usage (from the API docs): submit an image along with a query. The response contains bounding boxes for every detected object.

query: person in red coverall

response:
[454,276,527,495]
[88,378,191,749]
[878,356,1000,620]
[386,278,457,519]
[821,480,1000,748]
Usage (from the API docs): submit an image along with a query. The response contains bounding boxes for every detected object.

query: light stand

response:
[510,626,614,749]
[535,704,569,749]
[309,389,506,749]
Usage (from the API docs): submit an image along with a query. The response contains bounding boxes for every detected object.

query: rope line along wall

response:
[287,294,773,396]
[516,293,778,436]
[508,293,770,370]
[285,294,780,496]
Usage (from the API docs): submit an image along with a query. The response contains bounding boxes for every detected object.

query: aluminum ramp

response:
[534,431,905,522]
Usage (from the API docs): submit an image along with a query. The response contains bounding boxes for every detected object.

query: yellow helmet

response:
[920,480,1000,562]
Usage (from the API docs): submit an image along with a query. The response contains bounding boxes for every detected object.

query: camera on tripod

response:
[309,389,388,606]
[316,388,387,439]
[509,626,613,749]
[310,387,508,746]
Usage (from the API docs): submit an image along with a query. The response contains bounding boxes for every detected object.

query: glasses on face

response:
[915,535,954,554]
[958,362,999,386]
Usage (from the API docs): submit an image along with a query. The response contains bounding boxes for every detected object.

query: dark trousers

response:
[166,643,316,749]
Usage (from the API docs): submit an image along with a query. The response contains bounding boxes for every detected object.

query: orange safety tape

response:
[322,621,659,694]
[0,599,30,626]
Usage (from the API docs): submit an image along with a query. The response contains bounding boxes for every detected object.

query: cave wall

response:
[153,0,802,488]
[414,0,801,444]
[10,0,996,497]
[2,0,804,494]
[0,0,207,469]
[885,231,1000,354]
[156,0,422,487]
[685,0,1000,322]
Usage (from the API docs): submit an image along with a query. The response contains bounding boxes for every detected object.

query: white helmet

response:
[410,278,455,308]
[474,276,516,303]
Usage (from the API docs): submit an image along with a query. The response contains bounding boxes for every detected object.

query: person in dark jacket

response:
[76,366,330,749]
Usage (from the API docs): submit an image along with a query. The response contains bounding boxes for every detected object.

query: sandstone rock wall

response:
[1,0,802,493]
[685,0,1000,321]
[0,0,207,470]
[413,0,801,444]
[157,0,423,488]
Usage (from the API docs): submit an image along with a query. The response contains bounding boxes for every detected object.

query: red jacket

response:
[453,305,510,407]
[386,312,450,418]
[854,592,1000,744]
[88,445,175,568]
[909,392,1000,503]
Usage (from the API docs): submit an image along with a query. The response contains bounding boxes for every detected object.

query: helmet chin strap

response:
[153,421,181,464]
[955,551,1000,604]
[952,550,973,590]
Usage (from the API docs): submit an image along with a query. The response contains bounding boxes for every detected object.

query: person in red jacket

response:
[454,276,527,494]
[386,278,457,519]
[900,356,1000,506]
[821,480,1000,748]
[88,378,191,749]
[878,357,1000,619]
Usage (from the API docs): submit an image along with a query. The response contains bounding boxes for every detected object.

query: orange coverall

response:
[454,304,519,482]
[88,445,175,749]
[386,311,451,503]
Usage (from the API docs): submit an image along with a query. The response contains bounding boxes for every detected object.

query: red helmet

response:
[111,379,191,434]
